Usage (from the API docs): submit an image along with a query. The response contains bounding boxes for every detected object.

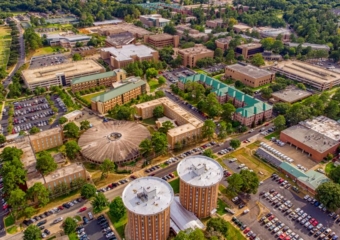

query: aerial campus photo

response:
[1,1,340,240]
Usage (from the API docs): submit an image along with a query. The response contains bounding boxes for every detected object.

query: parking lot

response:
[84,219,106,240]
[1,95,67,135]
[202,63,226,74]
[162,67,196,83]
[235,177,340,240]
[29,54,67,69]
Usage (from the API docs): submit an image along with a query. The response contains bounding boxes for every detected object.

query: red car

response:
[264,123,270,126]
[58,206,64,210]
[2,204,8,210]
[79,207,87,212]
[278,179,284,184]
[243,227,250,234]
[312,220,318,227]
[268,215,275,221]
[169,173,175,178]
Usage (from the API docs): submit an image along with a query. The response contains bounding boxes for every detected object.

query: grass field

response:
[4,215,14,227]
[142,118,156,125]
[169,178,180,194]
[226,222,246,240]
[265,131,280,140]
[82,91,106,103]
[229,147,276,180]
[33,46,62,56]
[108,212,127,239]
[148,79,161,92]
[217,198,228,215]
[0,26,11,68]
[6,226,17,234]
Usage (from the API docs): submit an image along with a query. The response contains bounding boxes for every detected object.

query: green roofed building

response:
[71,69,126,93]
[91,76,146,114]
[178,74,272,126]
[279,162,330,195]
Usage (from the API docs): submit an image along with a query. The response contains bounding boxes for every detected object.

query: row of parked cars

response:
[97,215,117,239]
[145,165,160,173]
[13,98,47,110]
[102,179,129,192]
[14,103,50,117]
[261,189,294,213]
[76,225,89,240]
[271,173,292,189]
[259,212,303,240]
[161,173,175,181]
[304,194,340,225]
[165,157,179,165]
[55,97,67,112]
[218,146,235,155]
[232,216,259,240]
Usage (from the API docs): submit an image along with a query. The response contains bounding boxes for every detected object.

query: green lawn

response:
[33,46,62,56]
[226,222,246,240]
[265,131,280,140]
[148,79,161,92]
[6,226,17,234]
[82,91,106,103]
[74,215,81,221]
[251,83,271,91]
[0,26,11,68]
[108,213,127,239]
[169,178,180,194]
[4,215,14,227]
[325,162,335,175]
[194,69,208,75]
[217,198,228,215]
[68,232,78,240]
[142,118,156,125]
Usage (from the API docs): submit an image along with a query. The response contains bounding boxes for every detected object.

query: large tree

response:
[207,217,228,236]
[329,166,340,184]
[202,149,214,158]
[159,120,174,134]
[36,151,57,175]
[109,197,126,221]
[315,182,340,211]
[65,140,81,159]
[240,169,259,194]
[273,102,291,115]
[80,120,91,130]
[221,103,236,121]
[8,188,27,220]
[1,146,23,161]
[273,115,286,132]
[230,139,241,149]
[100,159,116,179]
[27,182,50,207]
[251,53,265,66]
[91,192,109,213]
[81,183,97,199]
[217,121,229,141]
[226,174,243,197]
[58,117,68,124]
[63,217,77,235]
[139,138,153,157]
[0,134,6,144]
[29,126,40,134]
[63,122,80,138]
[153,105,164,118]
[202,120,216,140]
[23,225,42,240]
[174,228,206,240]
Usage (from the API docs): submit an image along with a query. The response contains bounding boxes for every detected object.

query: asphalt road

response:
[3,18,25,88]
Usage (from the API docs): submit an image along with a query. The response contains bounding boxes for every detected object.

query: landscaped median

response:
[4,215,18,234]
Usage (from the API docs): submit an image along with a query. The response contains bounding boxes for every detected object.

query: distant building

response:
[63,110,84,122]
[175,24,209,40]
[71,69,126,92]
[93,20,123,26]
[280,116,340,162]
[104,31,135,47]
[177,155,223,218]
[29,127,64,153]
[233,23,252,33]
[71,46,97,57]
[95,23,152,38]
[21,60,105,90]
[206,19,224,29]
[144,34,180,48]
[91,77,146,114]
[279,162,329,195]
[262,51,283,61]
[122,177,174,240]
[135,97,203,149]
[215,37,233,50]
[225,63,275,88]
[139,14,171,28]
[271,86,312,103]
[284,42,330,51]
[179,74,272,126]
[271,60,340,91]
[235,43,264,58]
[177,44,214,67]
[45,33,91,48]
[256,27,291,41]
[100,44,159,69]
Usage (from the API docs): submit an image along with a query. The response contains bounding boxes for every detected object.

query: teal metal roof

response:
[91,79,145,103]
[299,170,330,190]
[179,74,272,117]
[279,162,307,179]
[71,71,116,85]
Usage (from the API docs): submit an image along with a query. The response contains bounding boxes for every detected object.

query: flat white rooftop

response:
[299,116,340,141]
[101,44,157,61]
[177,155,223,187]
[63,110,83,120]
[122,177,174,215]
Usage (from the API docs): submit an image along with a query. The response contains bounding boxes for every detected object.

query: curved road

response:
[3,17,25,88]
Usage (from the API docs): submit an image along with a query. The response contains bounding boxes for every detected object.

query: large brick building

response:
[122,177,174,240]
[177,155,223,218]
[135,97,203,148]
[235,43,264,58]
[91,77,146,114]
[177,44,214,68]
[225,63,275,88]
[71,69,126,92]
[144,34,179,48]
[178,74,272,126]
[100,44,159,69]
[139,14,170,28]
[29,127,64,153]
[215,37,233,50]
[280,116,340,162]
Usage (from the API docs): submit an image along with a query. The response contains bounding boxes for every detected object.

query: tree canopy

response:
[23,225,42,240]
[91,192,109,213]
[63,122,80,138]
[81,184,97,199]
[109,196,126,221]
[36,151,57,175]
[315,182,340,211]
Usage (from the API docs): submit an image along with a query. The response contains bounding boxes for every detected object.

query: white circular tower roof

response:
[177,155,224,187]
[122,177,174,216]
